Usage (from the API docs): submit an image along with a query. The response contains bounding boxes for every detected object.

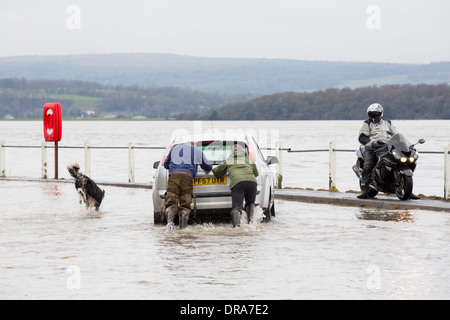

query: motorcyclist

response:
[358,103,394,199]
[357,103,420,199]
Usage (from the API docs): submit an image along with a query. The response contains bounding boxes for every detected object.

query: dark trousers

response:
[231,181,257,212]
[362,150,378,188]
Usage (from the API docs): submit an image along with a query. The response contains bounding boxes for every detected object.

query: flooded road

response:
[1,180,449,300]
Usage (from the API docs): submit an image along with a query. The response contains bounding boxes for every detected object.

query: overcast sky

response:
[0,0,449,63]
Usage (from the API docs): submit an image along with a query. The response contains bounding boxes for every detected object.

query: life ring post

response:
[54,141,59,179]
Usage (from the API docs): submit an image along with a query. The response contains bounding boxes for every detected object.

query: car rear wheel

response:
[263,189,275,222]
[154,211,166,224]
[270,200,276,217]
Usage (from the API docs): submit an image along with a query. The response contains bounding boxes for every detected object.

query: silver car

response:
[152,134,278,225]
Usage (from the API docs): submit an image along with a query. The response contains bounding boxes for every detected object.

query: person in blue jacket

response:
[164,141,212,229]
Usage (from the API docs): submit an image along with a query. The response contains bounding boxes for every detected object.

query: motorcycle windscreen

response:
[390,134,411,153]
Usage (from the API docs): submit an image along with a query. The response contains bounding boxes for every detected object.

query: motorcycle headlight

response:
[409,157,415,163]
[392,150,401,160]
[400,157,407,163]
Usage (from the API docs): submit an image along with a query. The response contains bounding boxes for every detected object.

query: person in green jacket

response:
[213,144,259,227]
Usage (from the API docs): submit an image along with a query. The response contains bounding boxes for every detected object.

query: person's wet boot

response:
[179,215,188,229]
[179,208,190,229]
[245,203,255,223]
[231,209,241,228]
[357,183,369,199]
[179,213,190,229]
[166,210,176,230]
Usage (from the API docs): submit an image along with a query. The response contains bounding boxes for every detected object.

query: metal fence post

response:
[41,141,47,179]
[275,140,283,189]
[128,142,135,183]
[329,141,337,190]
[0,140,5,177]
[85,140,91,177]
[445,144,450,200]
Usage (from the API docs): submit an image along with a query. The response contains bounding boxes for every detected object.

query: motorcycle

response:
[352,134,425,200]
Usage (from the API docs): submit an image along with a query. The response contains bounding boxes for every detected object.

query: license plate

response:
[193,176,227,186]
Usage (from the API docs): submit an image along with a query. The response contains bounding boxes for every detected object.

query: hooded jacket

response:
[212,149,259,189]
[358,118,398,149]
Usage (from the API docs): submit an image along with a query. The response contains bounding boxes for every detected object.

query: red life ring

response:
[43,103,62,142]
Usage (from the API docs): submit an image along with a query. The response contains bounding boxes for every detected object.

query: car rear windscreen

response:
[199,141,247,163]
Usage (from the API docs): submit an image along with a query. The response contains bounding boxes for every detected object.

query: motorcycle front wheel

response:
[395,174,413,200]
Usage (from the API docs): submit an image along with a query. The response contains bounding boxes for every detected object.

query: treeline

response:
[0,78,254,119]
[2,79,449,120]
[177,84,450,120]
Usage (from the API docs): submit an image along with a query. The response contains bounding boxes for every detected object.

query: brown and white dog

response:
[67,162,105,211]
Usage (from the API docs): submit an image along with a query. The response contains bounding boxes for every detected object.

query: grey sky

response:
[0,0,449,63]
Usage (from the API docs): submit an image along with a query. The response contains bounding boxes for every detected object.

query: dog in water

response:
[67,162,105,211]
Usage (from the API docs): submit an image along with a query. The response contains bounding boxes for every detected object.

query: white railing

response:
[282,142,450,200]
[0,140,165,183]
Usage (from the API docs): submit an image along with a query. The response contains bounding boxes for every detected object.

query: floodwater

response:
[1,120,449,299]
[1,180,450,300]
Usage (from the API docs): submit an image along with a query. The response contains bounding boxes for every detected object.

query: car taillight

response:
[162,145,173,164]
[247,141,257,162]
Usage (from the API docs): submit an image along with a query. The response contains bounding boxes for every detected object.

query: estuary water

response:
[0,120,449,299]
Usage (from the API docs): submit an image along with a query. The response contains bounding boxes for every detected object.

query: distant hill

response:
[177,84,450,120]
[0,79,254,119]
[0,53,449,94]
